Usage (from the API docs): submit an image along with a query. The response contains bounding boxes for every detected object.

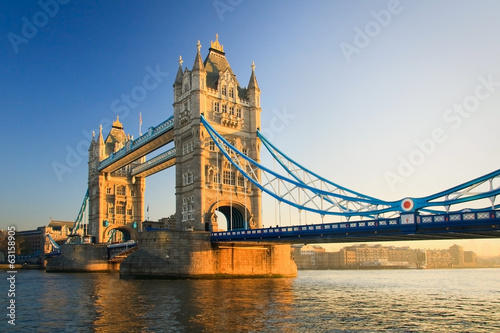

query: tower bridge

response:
[51,36,500,277]
[86,35,263,244]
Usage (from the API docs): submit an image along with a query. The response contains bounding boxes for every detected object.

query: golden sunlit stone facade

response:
[173,36,262,232]
[88,118,143,243]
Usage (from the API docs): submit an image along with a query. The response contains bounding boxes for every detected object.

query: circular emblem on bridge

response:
[401,198,414,212]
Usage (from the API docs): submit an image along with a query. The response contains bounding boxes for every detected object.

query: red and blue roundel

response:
[401,198,414,212]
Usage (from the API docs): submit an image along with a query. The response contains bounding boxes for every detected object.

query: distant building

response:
[464,251,477,264]
[449,244,464,266]
[425,249,452,268]
[47,219,85,243]
[339,248,357,268]
[14,219,82,264]
[291,243,460,270]
[142,215,176,231]
[17,228,44,256]
[292,245,326,269]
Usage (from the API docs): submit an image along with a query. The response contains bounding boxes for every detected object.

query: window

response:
[182,195,195,222]
[127,209,133,216]
[213,172,220,184]
[209,140,215,151]
[106,188,111,194]
[222,85,227,96]
[116,186,126,196]
[214,101,219,112]
[236,108,242,118]
[131,190,135,197]
[182,141,194,155]
[222,104,227,113]
[116,205,125,215]
[242,147,248,155]
[229,87,234,98]
[238,176,245,187]
[223,170,235,185]
[183,172,194,185]
[108,205,114,214]
[229,106,234,115]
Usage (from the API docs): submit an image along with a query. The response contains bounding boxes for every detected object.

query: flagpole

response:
[139,112,142,136]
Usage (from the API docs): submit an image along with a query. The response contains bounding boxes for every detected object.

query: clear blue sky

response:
[2,1,500,256]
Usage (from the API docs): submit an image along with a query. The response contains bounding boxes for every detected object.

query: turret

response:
[191,40,206,91]
[173,56,184,102]
[247,61,260,107]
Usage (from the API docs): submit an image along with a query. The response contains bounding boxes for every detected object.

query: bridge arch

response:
[102,224,138,243]
[208,201,253,231]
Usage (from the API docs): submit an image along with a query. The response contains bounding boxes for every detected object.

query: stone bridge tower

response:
[173,36,262,232]
[88,118,144,243]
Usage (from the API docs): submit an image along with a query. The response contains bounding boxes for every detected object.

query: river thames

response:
[2,268,499,332]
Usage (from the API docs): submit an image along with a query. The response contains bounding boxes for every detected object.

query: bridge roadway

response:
[98,116,175,174]
[211,209,500,244]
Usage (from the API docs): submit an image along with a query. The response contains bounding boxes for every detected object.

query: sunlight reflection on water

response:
[3,268,499,332]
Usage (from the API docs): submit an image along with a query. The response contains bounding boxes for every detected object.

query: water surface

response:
[1,268,499,332]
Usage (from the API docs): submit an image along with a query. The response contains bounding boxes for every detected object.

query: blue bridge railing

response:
[211,209,500,242]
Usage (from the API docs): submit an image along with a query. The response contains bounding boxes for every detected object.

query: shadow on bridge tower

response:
[173,35,262,232]
[88,118,143,243]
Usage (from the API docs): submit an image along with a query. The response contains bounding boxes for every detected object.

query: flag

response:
[147,205,149,212]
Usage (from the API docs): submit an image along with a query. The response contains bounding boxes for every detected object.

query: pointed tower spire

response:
[191,39,206,91]
[192,40,204,71]
[247,61,261,108]
[175,55,183,84]
[173,56,184,102]
[97,124,104,144]
[248,61,260,91]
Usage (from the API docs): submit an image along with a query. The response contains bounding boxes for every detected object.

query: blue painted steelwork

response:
[258,130,387,218]
[411,169,500,212]
[107,240,137,260]
[211,209,500,243]
[201,115,400,218]
[106,229,117,244]
[131,147,176,176]
[46,234,61,255]
[202,115,500,218]
[71,190,88,233]
[258,130,383,202]
[98,115,174,171]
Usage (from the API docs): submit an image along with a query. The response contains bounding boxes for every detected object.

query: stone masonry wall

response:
[120,230,297,279]
[46,244,110,272]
